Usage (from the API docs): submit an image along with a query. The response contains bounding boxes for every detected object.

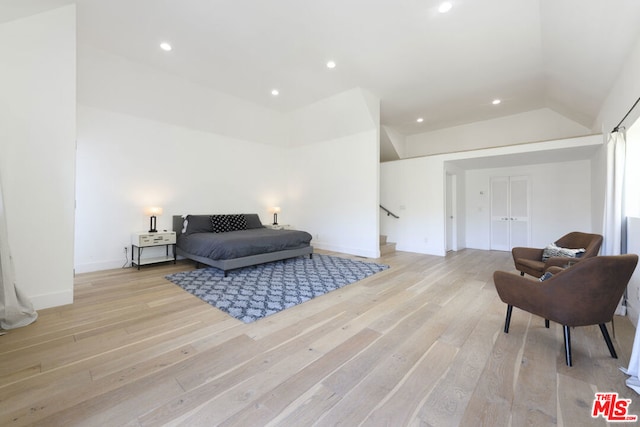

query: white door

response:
[490,176,530,251]
[508,176,530,248]
[445,173,457,251]
[490,177,510,251]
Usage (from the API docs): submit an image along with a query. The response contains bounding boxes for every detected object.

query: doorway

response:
[490,175,530,251]
[446,173,457,252]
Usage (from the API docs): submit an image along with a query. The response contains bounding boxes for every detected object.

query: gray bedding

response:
[178,228,313,260]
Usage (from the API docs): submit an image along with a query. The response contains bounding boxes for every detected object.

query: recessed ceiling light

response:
[438,2,453,13]
[159,42,172,51]
[326,60,336,69]
[417,118,424,123]
[271,89,279,96]
[492,99,501,105]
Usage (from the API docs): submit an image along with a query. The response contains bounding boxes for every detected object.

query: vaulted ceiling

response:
[4,0,640,137]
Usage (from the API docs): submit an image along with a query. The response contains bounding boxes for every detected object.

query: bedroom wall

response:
[75,106,289,273]
[380,155,446,255]
[286,88,380,258]
[76,47,381,271]
[0,5,76,309]
[380,135,601,256]
[76,44,296,273]
[464,160,592,250]
[287,129,379,257]
[404,108,593,158]
[593,34,640,136]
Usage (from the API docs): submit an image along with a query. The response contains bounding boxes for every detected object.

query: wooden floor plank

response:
[218,328,382,426]
[0,249,637,426]
[361,340,458,426]
[414,297,507,426]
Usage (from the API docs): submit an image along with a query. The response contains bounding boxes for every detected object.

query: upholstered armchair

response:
[494,254,638,366]
[512,231,603,278]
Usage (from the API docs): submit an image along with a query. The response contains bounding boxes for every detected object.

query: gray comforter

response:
[177,228,313,260]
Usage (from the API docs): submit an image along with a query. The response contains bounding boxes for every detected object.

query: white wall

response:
[380,156,447,255]
[381,135,601,256]
[594,35,640,135]
[287,87,379,146]
[76,50,381,271]
[464,160,592,250]
[287,129,379,257]
[75,106,289,273]
[0,6,76,309]
[287,88,380,258]
[77,42,296,272]
[405,108,593,158]
[590,141,607,234]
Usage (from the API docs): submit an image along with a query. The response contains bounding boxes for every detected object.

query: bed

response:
[172,214,313,275]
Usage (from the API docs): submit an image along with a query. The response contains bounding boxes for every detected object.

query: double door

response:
[490,176,530,251]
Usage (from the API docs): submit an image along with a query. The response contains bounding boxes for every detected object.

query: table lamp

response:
[145,206,163,233]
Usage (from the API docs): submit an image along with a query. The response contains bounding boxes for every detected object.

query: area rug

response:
[165,254,389,323]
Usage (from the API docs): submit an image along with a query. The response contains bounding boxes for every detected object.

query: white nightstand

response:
[131,231,177,269]
[265,224,291,230]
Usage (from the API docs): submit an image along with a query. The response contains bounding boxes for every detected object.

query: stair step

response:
[380,242,396,255]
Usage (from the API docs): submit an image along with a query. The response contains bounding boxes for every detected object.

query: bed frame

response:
[172,215,313,275]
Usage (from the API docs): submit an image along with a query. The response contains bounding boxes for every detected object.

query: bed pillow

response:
[184,215,214,235]
[539,271,554,282]
[227,214,247,231]
[243,214,264,229]
[541,242,586,261]
[210,214,232,233]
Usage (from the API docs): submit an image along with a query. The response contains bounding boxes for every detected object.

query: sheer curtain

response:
[608,130,640,393]
[0,174,38,330]
[602,131,627,313]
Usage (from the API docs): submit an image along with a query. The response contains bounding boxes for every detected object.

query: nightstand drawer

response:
[132,232,176,247]
[264,224,291,230]
[131,231,177,270]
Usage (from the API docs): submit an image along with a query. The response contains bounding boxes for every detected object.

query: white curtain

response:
[608,130,640,393]
[0,174,38,330]
[602,131,627,314]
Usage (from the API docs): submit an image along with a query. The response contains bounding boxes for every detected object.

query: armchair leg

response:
[611,317,616,338]
[545,319,550,328]
[520,271,525,276]
[599,323,618,359]
[504,305,513,333]
[563,325,572,367]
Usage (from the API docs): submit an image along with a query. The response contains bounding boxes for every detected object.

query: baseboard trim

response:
[312,243,379,259]
[31,289,73,310]
[75,259,127,274]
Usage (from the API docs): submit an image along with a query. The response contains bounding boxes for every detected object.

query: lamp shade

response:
[144,207,163,216]
[272,207,281,214]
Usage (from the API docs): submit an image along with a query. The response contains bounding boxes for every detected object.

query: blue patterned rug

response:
[165,254,389,323]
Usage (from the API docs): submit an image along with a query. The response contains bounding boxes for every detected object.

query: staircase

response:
[380,235,396,256]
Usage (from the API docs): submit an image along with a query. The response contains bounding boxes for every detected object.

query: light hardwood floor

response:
[1,249,639,426]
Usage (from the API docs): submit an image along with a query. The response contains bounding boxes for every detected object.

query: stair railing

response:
[380,205,399,219]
